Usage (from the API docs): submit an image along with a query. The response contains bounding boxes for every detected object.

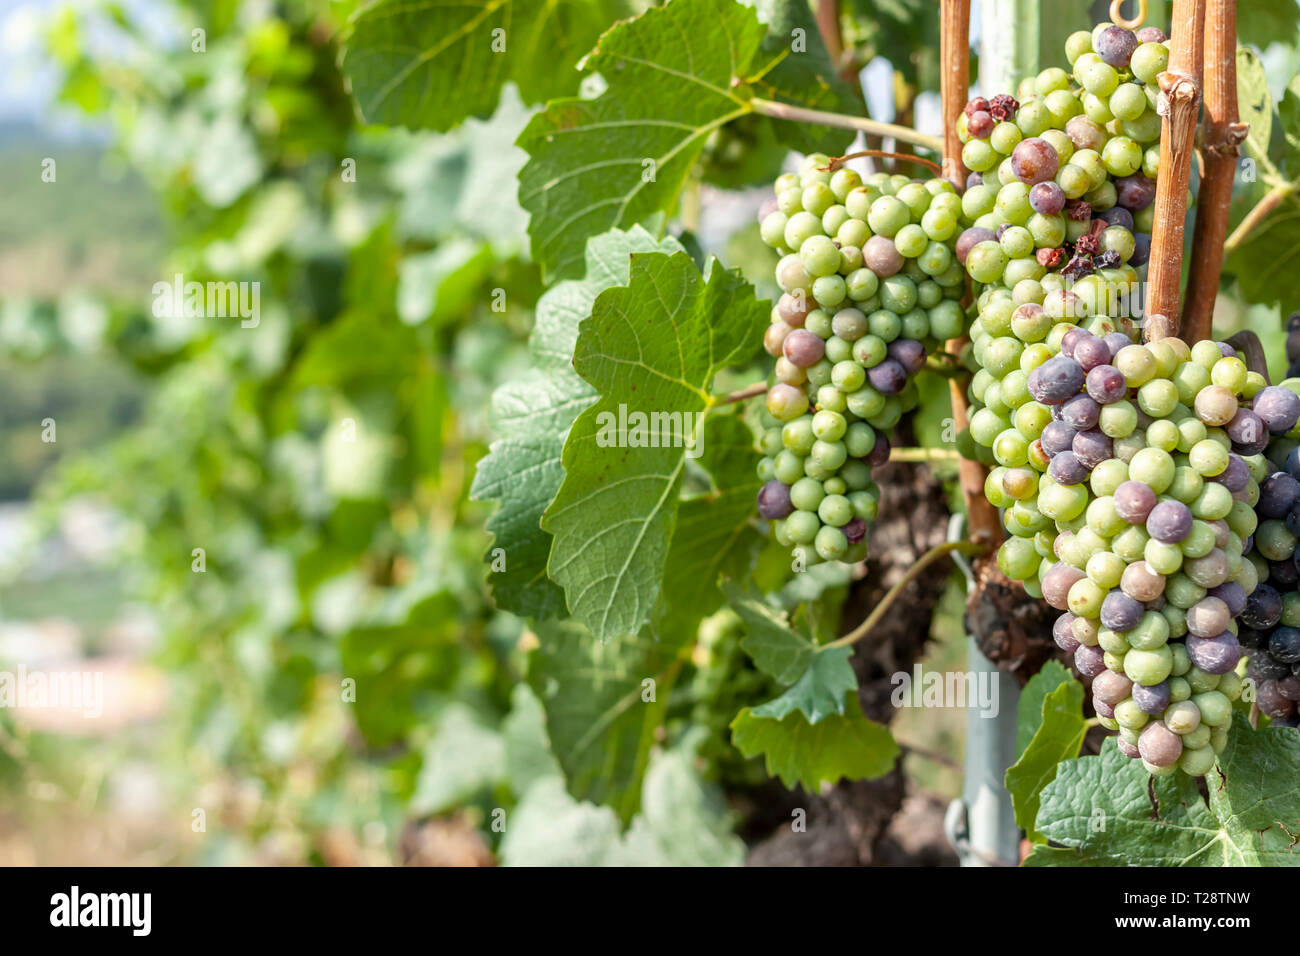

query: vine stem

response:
[889,447,962,462]
[1224,180,1294,252]
[825,150,943,176]
[748,97,944,152]
[1184,0,1244,343]
[1144,0,1205,341]
[712,382,767,405]
[1109,0,1149,29]
[828,540,981,648]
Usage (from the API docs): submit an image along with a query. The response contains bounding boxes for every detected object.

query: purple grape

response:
[1011,137,1060,185]
[1208,454,1249,492]
[1059,328,1087,358]
[844,517,868,544]
[1096,25,1139,68]
[1186,632,1243,675]
[1288,447,1300,480]
[1279,676,1300,700]
[1114,480,1157,524]
[1146,500,1193,543]
[1075,339,1112,375]
[867,358,907,395]
[1272,557,1300,586]
[1238,625,1265,650]
[1243,583,1282,629]
[956,227,997,265]
[783,329,825,367]
[1060,394,1101,430]
[757,481,795,519]
[1218,341,1238,358]
[1226,408,1268,455]
[1098,207,1135,231]
[1093,697,1116,719]
[1136,26,1168,42]
[1253,386,1300,433]
[1101,590,1144,632]
[1049,451,1089,485]
[1259,473,1300,519]
[1040,421,1077,457]
[1054,613,1081,652]
[887,338,926,374]
[1250,651,1292,682]
[1072,429,1113,469]
[1029,181,1067,215]
[1116,737,1141,759]
[1286,506,1300,538]
[1131,681,1171,716]
[1028,356,1085,405]
[1208,581,1247,617]
[1270,627,1300,664]
[965,171,984,189]
[1104,332,1133,358]
[1075,644,1106,678]
[1129,233,1152,266]
[1086,364,1128,404]
[865,434,891,467]
[1115,173,1156,211]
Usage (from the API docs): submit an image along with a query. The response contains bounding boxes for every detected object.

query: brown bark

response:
[1144,0,1205,341]
[1184,0,1245,343]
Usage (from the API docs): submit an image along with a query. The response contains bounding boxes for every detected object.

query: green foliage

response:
[1004,662,1086,844]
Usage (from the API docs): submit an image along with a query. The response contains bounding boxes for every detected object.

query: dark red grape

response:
[1116,737,1141,759]
[1138,721,1183,766]
[887,338,926,374]
[1115,173,1156,211]
[1040,420,1077,456]
[1029,181,1067,215]
[1243,583,1283,629]
[867,358,907,395]
[1253,385,1300,433]
[777,292,810,327]
[1146,500,1193,543]
[1185,632,1242,675]
[1136,26,1168,42]
[1258,679,1297,719]
[783,329,826,367]
[956,227,996,265]
[1207,580,1247,617]
[1093,669,1133,707]
[1028,356,1085,405]
[1053,612,1081,652]
[1208,454,1248,492]
[1072,429,1113,469]
[1075,643,1107,678]
[1086,364,1127,404]
[964,96,991,116]
[1049,451,1089,484]
[968,110,995,138]
[1059,328,1087,358]
[757,480,795,519]
[844,517,868,544]
[1098,207,1135,231]
[1096,25,1139,67]
[1258,473,1300,519]
[1114,480,1157,523]
[865,433,891,467]
[1010,137,1060,185]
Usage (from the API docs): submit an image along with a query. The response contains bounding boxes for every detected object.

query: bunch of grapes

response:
[753,154,966,563]
[1239,386,1300,726]
[954,21,1170,293]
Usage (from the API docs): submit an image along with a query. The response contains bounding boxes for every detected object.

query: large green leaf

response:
[1014,659,1073,759]
[731,696,898,790]
[726,583,814,684]
[1238,48,1274,168]
[471,226,683,619]
[1005,668,1086,844]
[751,646,857,724]
[540,251,767,642]
[410,705,505,814]
[528,619,688,821]
[517,0,851,279]
[342,0,627,131]
[1026,724,1300,866]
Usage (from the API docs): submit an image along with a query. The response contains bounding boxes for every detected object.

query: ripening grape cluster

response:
[751,154,965,564]
[1238,397,1300,727]
[954,21,1169,294]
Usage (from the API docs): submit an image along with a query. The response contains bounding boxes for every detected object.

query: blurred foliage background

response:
[0,0,1297,865]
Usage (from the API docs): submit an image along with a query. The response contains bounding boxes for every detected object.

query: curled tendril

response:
[1109,0,1148,29]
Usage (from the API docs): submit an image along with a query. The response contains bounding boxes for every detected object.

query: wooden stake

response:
[1183,0,1246,343]
[1144,0,1205,341]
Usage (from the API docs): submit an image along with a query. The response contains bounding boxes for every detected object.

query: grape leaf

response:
[342,0,627,132]
[1027,724,1300,867]
[1278,75,1300,174]
[648,414,764,642]
[1237,0,1300,52]
[502,684,563,795]
[410,705,505,814]
[1014,659,1073,759]
[518,0,852,279]
[725,582,814,684]
[1005,671,1086,844]
[528,618,688,821]
[471,226,683,620]
[1237,48,1274,168]
[499,778,624,866]
[731,696,899,790]
[752,646,857,723]
[541,251,768,642]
